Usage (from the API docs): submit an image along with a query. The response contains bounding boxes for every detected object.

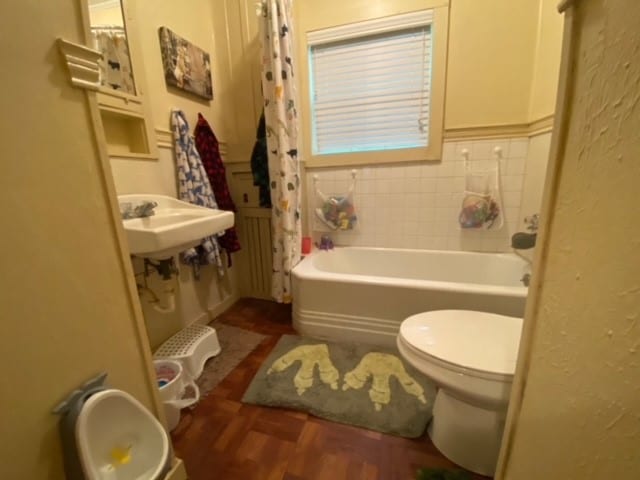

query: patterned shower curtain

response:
[259,0,302,303]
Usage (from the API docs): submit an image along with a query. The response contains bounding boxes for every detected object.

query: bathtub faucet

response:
[511,214,539,250]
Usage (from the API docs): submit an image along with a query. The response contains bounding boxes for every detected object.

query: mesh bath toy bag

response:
[313,170,358,231]
[458,148,504,230]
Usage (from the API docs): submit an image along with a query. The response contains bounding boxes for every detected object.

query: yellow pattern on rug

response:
[268,344,340,395]
[343,352,427,411]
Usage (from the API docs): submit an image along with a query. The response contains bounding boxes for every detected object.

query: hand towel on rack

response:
[171,109,224,279]
[250,113,272,208]
[194,113,241,266]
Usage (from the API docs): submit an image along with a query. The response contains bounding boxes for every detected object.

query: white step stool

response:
[153,324,221,378]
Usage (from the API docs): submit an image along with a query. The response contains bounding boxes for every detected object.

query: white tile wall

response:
[306,137,528,253]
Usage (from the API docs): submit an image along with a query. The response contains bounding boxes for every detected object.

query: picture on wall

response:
[158,26,213,100]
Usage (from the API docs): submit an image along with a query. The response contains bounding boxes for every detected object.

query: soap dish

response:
[153,324,221,378]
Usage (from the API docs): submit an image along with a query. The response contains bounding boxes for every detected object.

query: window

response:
[305,9,446,165]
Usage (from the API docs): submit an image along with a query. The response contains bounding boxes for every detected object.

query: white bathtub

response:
[292,247,528,347]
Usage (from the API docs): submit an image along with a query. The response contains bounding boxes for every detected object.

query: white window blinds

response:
[308,13,433,155]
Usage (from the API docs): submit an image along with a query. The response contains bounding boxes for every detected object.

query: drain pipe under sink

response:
[138,257,178,314]
[153,278,176,314]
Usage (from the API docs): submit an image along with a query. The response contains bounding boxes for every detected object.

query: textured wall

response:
[504,1,640,478]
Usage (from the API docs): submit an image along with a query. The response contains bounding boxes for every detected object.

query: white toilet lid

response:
[400,310,523,376]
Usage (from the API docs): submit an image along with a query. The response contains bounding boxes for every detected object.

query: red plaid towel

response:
[194,113,241,266]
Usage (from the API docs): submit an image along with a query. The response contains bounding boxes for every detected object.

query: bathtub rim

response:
[293,247,528,299]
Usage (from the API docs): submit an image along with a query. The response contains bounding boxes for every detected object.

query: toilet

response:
[397,310,523,477]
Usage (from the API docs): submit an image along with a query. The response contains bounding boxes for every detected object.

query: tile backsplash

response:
[306,137,529,253]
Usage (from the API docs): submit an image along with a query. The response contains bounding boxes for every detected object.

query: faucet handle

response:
[524,214,539,232]
[119,202,133,219]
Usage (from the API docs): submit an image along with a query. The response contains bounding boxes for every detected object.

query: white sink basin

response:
[118,194,234,260]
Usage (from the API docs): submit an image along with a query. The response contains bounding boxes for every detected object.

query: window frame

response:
[299,6,449,168]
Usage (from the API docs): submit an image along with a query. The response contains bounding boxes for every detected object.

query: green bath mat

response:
[242,335,436,438]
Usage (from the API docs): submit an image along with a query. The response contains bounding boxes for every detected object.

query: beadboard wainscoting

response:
[307,137,532,253]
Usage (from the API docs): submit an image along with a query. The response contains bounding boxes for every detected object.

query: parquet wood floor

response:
[171,298,489,480]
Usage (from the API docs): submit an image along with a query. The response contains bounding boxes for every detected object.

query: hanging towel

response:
[171,109,224,279]
[250,113,272,208]
[194,113,241,266]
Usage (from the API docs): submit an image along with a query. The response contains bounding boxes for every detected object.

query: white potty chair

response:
[54,373,171,480]
[397,310,523,477]
[76,389,170,479]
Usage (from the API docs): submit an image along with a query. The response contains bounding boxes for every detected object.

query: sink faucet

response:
[121,201,158,219]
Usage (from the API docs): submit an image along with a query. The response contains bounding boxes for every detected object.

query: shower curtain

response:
[259,0,301,303]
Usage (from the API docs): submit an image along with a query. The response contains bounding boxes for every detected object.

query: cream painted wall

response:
[294,0,543,130]
[445,0,539,129]
[219,0,562,157]
[88,4,124,26]
[296,0,429,31]
[503,2,640,477]
[0,1,162,478]
[528,0,563,122]
[108,0,239,346]
[133,254,237,349]
[211,0,264,163]
[131,0,225,133]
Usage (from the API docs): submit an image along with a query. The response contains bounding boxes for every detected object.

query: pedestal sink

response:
[118,194,234,260]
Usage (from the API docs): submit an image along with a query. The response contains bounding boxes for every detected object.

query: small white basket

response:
[153,359,201,431]
[154,324,221,379]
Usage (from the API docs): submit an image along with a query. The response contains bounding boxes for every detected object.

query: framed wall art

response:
[158,26,213,100]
